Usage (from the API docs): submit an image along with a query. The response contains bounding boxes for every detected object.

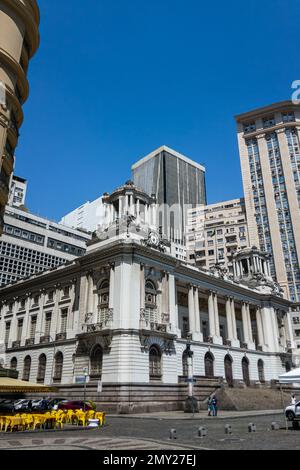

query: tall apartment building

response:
[60,196,105,233]
[0,0,40,234]
[132,146,206,243]
[186,198,250,273]
[8,175,27,207]
[0,204,91,288]
[236,100,300,302]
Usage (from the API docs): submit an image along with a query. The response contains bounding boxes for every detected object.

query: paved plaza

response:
[0,411,299,451]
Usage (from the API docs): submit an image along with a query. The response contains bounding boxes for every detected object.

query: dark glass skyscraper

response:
[132,146,206,243]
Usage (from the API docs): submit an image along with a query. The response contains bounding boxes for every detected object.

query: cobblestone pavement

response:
[0,413,299,450]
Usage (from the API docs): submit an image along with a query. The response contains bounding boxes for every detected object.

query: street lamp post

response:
[83,367,89,412]
[184,341,199,414]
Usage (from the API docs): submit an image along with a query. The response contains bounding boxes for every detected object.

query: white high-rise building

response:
[60,197,105,233]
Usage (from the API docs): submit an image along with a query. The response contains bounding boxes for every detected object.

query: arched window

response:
[23,356,31,381]
[10,357,17,371]
[224,355,234,388]
[205,352,214,378]
[90,345,103,379]
[53,352,63,383]
[182,351,189,377]
[145,280,159,323]
[258,359,265,383]
[145,280,157,305]
[149,345,162,381]
[242,357,250,387]
[37,354,47,383]
[97,279,110,325]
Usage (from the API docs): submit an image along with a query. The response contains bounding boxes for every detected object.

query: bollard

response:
[248,423,256,433]
[271,422,280,431]
[169,429,177,440]
[198,426,207,438]
[225,424,232,435]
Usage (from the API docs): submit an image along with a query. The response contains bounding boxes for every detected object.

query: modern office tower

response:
[60,197,105,233]
[291,304,300,351]
[132,146,207,244]
[0,205,91,287]
[0,0,40,234]
[8,175,27,207]
[236,100,300,301]
[186,198,250,273]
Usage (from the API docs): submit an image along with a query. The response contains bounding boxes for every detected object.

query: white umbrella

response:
[279,368,300,385]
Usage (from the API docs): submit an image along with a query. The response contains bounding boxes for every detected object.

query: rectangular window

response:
[17,319,23,342]
[60,309,68,333]
[30,316,37,339]
[5,322,11,344]
[44,312,52,336]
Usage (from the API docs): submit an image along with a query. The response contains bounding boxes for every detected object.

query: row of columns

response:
[234,256,271,279]
[106,195,157,226]
[187,287,270,351]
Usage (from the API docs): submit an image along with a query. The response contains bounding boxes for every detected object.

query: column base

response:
[225,339,240,348]
[212,336,223,346]
[246,341,256,351]
[192,332,203,342]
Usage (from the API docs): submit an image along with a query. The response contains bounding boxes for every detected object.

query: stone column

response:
[136,199,140,221]
[21,296,31,347]
[188,285,196,334]
[255,307,263,346]
[140,264,145,311]
[193,287,203,341]
[8,300,18,347]
[208,291,216,338]
[109,266,115,310]
[50,286,61,340]
[35,290,46,344]
[246,304,254,344]
[242,302,250,346]
[168,273,178,334]
[230,298,240,347]
[214,294,221,338]
[119,197,123,219]
[87,275,94,315]
[226,297,234,343]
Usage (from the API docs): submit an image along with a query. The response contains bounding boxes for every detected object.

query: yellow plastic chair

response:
[95,412,106,426]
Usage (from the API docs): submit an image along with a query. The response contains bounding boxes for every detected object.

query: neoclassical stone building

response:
[0,183,296,412]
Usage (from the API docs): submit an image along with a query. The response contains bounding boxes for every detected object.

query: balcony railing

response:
[40,335,51,344]
[25,338,35,346]
[56,332,67,342]
[12,341,21,349]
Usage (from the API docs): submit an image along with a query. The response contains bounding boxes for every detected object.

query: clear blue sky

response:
[15,0,299,221]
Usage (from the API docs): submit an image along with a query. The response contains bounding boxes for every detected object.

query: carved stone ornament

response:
[76,332,113,357]
[139,332,176,355]
[142,230,167,253]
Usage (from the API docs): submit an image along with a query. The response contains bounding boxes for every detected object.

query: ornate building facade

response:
[0,183,296,412]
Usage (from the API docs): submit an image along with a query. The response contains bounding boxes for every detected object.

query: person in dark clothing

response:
[212,396,218,417]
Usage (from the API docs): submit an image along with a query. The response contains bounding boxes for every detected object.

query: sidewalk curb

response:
[107,410,283,421]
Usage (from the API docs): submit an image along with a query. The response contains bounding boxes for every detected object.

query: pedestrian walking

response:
[207,397,213,416]
[291,394,297,405]
[212,396,218,417]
